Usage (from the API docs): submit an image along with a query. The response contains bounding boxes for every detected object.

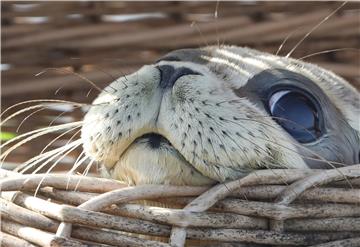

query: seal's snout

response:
[158,65,201,89]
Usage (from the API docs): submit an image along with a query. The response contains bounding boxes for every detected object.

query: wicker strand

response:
[276,164,360,205]
[309,237,360,247]
[0,172,126,193]
[36,188,360,231]
[0,231,38,247]
[270,164,360,232]
[38,184,360,205]
[1,219,90,247]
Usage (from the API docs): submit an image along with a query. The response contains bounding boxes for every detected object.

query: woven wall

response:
[1,1,359,172]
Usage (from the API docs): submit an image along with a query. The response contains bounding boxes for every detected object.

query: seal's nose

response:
[158,65,201,89]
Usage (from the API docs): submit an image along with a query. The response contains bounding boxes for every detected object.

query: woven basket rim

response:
[1,165,360,247]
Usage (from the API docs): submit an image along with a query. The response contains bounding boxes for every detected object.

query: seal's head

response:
[81,46,360,185]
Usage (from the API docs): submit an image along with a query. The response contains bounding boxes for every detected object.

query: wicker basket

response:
[1,165,359,247]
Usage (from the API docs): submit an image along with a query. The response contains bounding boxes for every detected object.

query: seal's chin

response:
[101,133,215,186]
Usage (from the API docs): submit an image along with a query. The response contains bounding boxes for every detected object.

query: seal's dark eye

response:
[268,90,322,143]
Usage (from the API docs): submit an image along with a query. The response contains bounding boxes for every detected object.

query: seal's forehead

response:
[156,48,209,65]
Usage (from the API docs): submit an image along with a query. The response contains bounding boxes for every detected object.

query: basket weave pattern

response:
[1,165,359,247]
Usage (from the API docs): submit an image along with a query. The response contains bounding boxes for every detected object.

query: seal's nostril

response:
[158,65,201,89]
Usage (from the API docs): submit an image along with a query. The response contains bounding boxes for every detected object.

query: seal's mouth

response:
[101,130,215,185]
[136,133,172,149]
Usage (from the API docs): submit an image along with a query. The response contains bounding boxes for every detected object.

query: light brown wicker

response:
[1,165,359,247]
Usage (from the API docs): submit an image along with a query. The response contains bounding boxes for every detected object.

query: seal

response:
[81,46,360,186]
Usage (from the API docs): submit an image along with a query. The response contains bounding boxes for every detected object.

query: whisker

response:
[74,158,95,191]
[54,86,64,95]
[18,138,82,173]
[86,88,93,97]
[227,115,348,167]
[214,0,221,48]
[17,146,70,173]
[16,107,47,132]
[28,124,82,173]
[299,47,360,60]
[226,116,353,187]
[32,146,79,175]
[74,159,95,191]
[66,152,88,190]
[35,67,106,95]
[276,27,302,56]
[68,151,88,175]
[190,21,210,47]
[48,105,83,127]
[1,99,86,119]
[0,122,82,162]
[40,126,81,155]
[286,2,347,58]
[0,121,82,150]
[33,140,82,175]
[1,105,46,126]
[33,139,82,196]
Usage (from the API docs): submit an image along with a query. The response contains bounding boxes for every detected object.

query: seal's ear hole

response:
[268,89,323,143]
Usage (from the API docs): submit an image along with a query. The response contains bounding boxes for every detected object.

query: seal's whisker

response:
[63,61,120,92]
[2,102,82,133]
[225,113,352,189]
[35,67,110,95]
[230,119,353,188]
[276,27,302,56]
[48,105,84,127]
[16,107,49,132]
[220,111,347,167]
[17,144,76,173]
[221,120,288,172]
[1,104,47,126]
[30,140,81,175]
[214,0,221,48]
[221,120,336,190]
[67,132,103,179]
[74,158,95,191]
[0,121,82,149]
[190,21,210,48]
[66,152,88,190]
[39,126,82,156]
[0,122,82,162]
[33,139,83,196]
[299,47,360,60]
[220,129,257,167]
[211,128,237,168]
[12,116,107,172]
[0,99,87,119]
[230,116,347,167]
[286,2,347,58]
[68,151,88,175]
[246,113,351,168]
[19,127,82,174]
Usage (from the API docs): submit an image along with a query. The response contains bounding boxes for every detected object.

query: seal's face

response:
[81,46,359,185]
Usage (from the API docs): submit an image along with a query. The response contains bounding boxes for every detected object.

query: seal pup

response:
[80,46,360,186]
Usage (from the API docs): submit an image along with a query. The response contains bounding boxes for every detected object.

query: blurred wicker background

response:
[1,1,359,173]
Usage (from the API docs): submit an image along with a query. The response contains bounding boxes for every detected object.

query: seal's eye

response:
[268,90,322,143]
